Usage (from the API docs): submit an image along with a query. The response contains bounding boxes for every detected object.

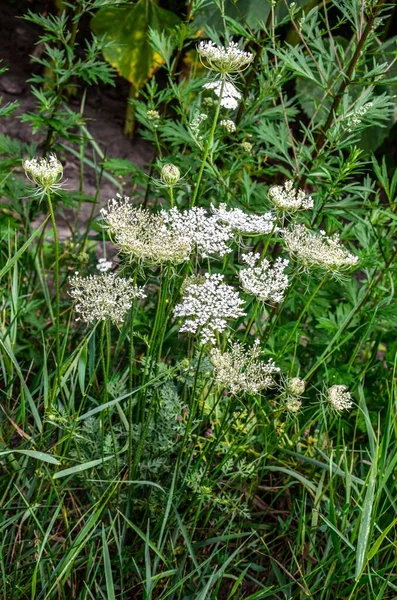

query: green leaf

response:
[355,451,378,580]
[0,450,59,465]
[91,0,180,90]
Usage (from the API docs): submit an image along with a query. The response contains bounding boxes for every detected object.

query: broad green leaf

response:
[91,0,180,90]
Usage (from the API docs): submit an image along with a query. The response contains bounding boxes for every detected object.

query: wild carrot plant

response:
[0,0,397,598]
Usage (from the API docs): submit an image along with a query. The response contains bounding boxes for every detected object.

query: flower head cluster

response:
[211,203,276,235]
[283,224,358,273]
[327,385,353,413]
[23,154,63,192]
[173,273,246,344]
[219,119,236,133]
[69,273,146,324]
[204,80,241,109]
[146,109,160,127]
[269,180,313,213]
[281,376,306,414]
[100,196,192,264]
[241,141,253,153]
[210,339,279,395]
[239,253,289,303]
[96,258,113,273]
[198,41,254,73]
[345,102,373,132]
[162,206,234,258]
[190,112,208,139]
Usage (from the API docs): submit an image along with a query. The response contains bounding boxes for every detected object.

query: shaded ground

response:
[0,2,153,237]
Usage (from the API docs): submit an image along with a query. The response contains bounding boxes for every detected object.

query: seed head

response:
[69,272,146,325]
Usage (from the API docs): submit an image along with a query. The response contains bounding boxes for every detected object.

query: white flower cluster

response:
[204,80,241,109]
[190,112,208,139]
[282,376,306,413]
[239,253,289,303]
[210,339,279,394]
[162,206,234,258]
[327,385,353,413]
[198,41,254,73]
[219,119,236,133]
[23,154,63,191]
[241,141,253,153]
[211,203,276,235]
[269,180,313,213]
[173,273,246,344]
[69,273,146,324]
[146,109,160,127]
[345,102,373,132]
[96,258,113,273]
[283,224,358,273]
[100,196,192,265]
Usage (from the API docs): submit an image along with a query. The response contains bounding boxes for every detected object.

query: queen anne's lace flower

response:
[327,385,353,413]
[269,180,313,213]
[210,339,279,394]
[283,224,358,273]
[211,204,276,235]
[162,207,234,258]
[204,80,241,109]
[198,41,254,73]
[69,273,146,324]
[239,253,289,303]
[24,154,63,192]
[174,273,246,344]
[219,119,236,133]
[96,258,113,273]
[100,196,193,264]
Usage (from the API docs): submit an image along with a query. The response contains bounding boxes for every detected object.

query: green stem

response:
[279,275,327,357]
[190,75,226,207]
[46,189,60,393]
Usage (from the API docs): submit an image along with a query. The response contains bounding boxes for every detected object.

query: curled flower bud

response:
[285,397,302,413]
[286,377,306,396]
[161,163,181,186]
[23,154,63,192]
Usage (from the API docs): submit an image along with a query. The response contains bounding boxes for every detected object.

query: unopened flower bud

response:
[285,398,302,413]
[161,163,181,186]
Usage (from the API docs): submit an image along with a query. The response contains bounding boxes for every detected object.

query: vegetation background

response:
[0,0,397,599]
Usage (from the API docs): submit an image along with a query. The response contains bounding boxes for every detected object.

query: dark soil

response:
[0,1,154,237]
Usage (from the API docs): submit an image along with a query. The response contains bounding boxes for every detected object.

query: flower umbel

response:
[211,203,276,235]
[100,196,192,264]
[219,119,236,133]
[210,339,279,395]
[269,180,313,213]
[239,253,289,303]
[69,273,146,325]
[283,224,358,273]
[23,154,63,193]
[162,207,234,259]
[198,41,254,73]
[327,385,353,413]
[174,273,246,344]
[204,80,241,109]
